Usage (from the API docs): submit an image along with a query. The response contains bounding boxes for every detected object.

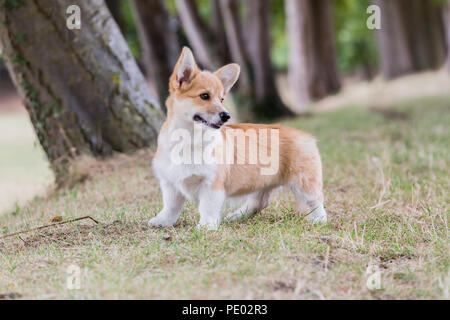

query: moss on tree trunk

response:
[0,0,164,185]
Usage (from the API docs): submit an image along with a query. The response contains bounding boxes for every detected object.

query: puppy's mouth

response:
[193,115,222,129]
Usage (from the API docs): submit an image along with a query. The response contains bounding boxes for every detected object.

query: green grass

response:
[0,96,448,299]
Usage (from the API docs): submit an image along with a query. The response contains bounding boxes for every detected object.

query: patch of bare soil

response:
[369,106,409,121]
[269,279,297,292]
[378,253,414,270]
[0,220,151,254]
[60,148,155,189]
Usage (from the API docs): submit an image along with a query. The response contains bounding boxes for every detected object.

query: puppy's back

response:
[216,123,321,196]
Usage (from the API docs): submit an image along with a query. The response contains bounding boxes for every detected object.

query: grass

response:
[0,96,448,299]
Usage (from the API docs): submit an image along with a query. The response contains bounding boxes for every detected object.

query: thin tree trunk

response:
[174,0,292,120]
[285,0,313,109]
[105,0,126,33]
[310,0,341,98]
[130,0,179,107]
[245,0,293,119]
[211,0,231,65]
[175,0,217,69]
[286,0,340,112]
[372,0,414,78]
[0,61,9,82]
[220,0,252,93]
[0,0,163,184]
[445,2,450,72]
[403,0,446,70]
[404,0,431,70]
[373,0,447,79]
[421,0,446,69]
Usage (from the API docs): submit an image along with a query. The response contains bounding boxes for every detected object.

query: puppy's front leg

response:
[149,178,185,227]
[197,188,225,230]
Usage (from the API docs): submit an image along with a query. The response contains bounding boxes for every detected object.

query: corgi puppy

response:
[149,47,327,230]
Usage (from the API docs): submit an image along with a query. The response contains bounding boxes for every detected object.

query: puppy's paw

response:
[305,206,327,224]
[148,215,174,228]
[306,214,327,224]
[224,212,244,222]
[196,222,219,231]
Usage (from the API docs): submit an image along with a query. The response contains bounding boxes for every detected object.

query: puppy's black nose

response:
[219,112,230,123]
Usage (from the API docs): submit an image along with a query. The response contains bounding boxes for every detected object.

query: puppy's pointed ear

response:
[215,63,240,95]
[170,47,198,90]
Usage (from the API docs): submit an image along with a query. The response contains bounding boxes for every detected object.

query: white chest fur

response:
[152,124,221,202]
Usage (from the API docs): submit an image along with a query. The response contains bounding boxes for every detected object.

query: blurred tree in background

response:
[373,0,447,79]
[286,0,341,112]
[269,0,288,71]
[102,0,450,109]
[106,0,142,59]
[335,0,378,79]
[173,0,293,120]
[0,0,163,184]
[130,0,179,108]
[0,54,8,82]
[105,0,127,32]
[175,0,223,69]
[445,1,450,70]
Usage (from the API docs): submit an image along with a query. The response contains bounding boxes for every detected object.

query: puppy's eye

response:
[200,93,210,100]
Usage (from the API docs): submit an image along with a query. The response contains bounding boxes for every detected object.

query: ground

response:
[0,93,448,299]
[0,111,53,214]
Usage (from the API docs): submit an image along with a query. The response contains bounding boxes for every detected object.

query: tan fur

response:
[213,124,323,201]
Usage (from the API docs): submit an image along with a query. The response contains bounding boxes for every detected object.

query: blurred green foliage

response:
[196,0,213,22]
[120,0,141,59]
[270,0,288,71]
[334,0,379,74]
[166,0,177,15]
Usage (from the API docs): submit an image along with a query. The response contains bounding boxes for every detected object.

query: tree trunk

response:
[420,0,446,69]
[220,0,252,93]
[286,0,341,112]
[373,0,447,79]
[175,0,217,69]
[286,0,313,110]
[245,0,293,119]
[0,0,163,184]
[372,0,414,78]
[445,2,450,72]
[310,0,341,98]
[0,60,10,82]
[403,0,446,70]
[220,0,293,120]
[211,0,231,66]
[105,0,126,33]
[174,0,292,120]
[130,0,179,107]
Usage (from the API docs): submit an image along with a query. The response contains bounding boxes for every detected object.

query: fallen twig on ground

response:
[0,216,99,240]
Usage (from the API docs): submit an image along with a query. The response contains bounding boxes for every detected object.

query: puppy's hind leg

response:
[291,175,327,224]
[302,198,327,224]
[225,188,273,222]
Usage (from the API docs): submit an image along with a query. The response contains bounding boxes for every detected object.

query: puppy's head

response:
[168,47,240,129]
